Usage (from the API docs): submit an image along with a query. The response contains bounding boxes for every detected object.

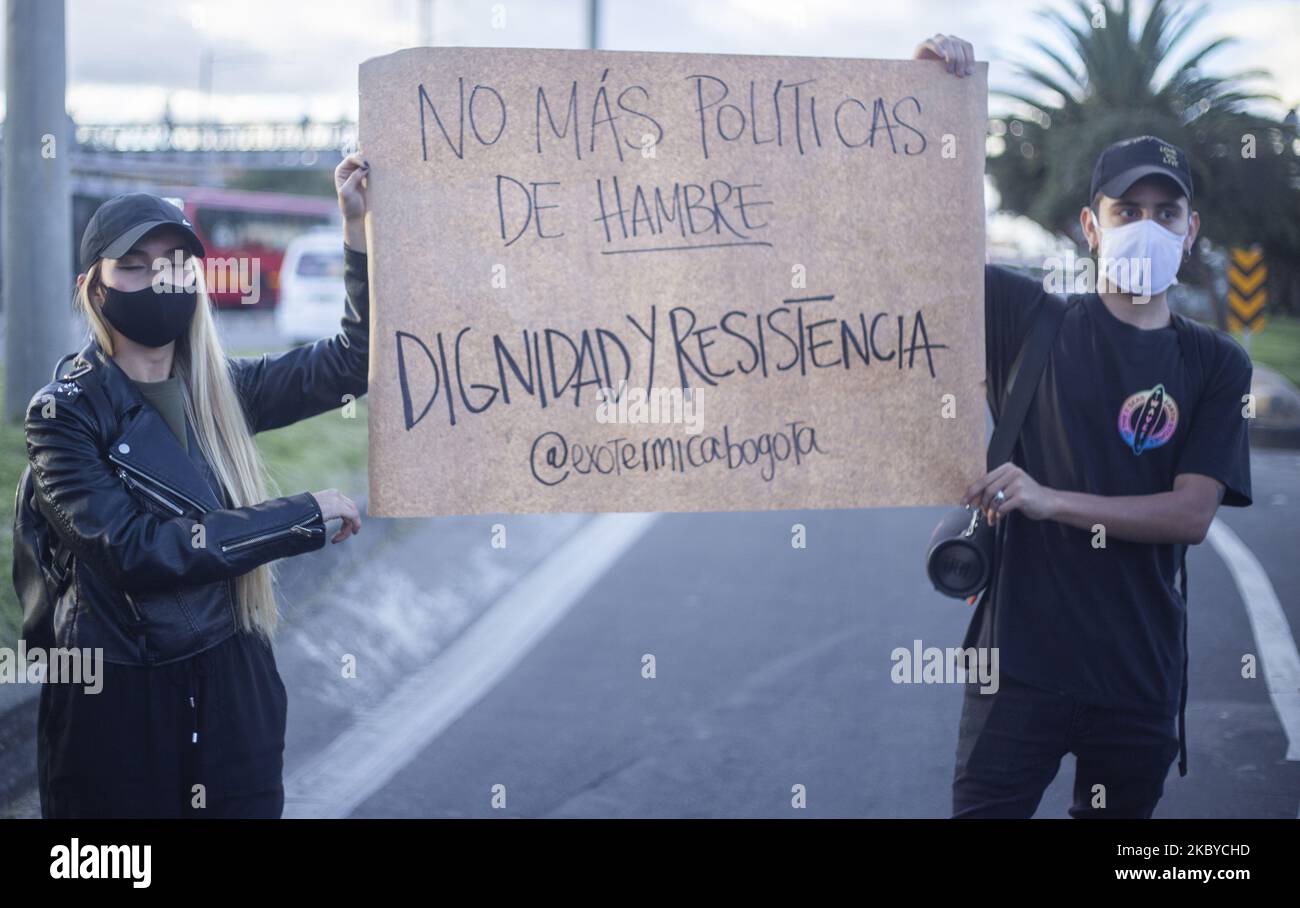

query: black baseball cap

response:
[78,192,205,272]
[1089,135,1194,206]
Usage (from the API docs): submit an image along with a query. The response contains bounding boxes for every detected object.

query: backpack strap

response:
[987,293,1068,471]
[968,291,1069,640]
[1176,547,1190,777]
[1168,312,1209,779]
[1171,313,1208,435]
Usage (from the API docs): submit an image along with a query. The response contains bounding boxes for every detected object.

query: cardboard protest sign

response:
[358,46,987,517]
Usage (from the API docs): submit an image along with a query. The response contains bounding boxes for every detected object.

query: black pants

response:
[38,629,288,818]
[952,672,1180,818]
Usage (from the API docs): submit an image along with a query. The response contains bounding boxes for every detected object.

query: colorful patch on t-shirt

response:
[1118,383,1179,455]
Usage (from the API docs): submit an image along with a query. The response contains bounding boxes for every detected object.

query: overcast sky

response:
[0,0,1294,124]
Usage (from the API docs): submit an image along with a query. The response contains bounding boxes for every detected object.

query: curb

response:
[1250,365,1300,450]
[1251,424,1300,450]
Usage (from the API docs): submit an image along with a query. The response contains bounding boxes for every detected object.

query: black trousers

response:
[952,672,1181,818]
[38,629,288,819]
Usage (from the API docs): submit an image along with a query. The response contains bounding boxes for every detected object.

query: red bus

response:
[175,187,339,310]
[73,186,339,311]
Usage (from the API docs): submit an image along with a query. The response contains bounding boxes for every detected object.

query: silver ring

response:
[994,489,1006,503]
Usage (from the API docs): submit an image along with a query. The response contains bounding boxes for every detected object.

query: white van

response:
[274,230,348,345]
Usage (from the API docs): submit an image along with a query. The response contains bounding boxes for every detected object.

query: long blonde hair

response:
[76,260,283,639]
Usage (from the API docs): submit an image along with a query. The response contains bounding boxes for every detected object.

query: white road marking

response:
[1206,519,1300,765]
[283,511,660,819]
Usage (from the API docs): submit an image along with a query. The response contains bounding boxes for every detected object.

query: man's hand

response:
[913,34,976,77]
[335,152,369,251]
[963,462,1058,525]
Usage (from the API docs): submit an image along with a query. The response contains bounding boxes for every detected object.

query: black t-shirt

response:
[969,265,1253,714]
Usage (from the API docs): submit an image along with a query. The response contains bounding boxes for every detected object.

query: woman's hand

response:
[335,153,369,251]
[913,34,975,77]
[311,488,363,544]
[962,462,1060,526]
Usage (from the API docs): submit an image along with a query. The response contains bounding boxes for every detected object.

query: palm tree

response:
[988,0,1300,317]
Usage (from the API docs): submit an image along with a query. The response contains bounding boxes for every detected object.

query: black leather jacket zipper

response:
[122,590,144,623]
[108,452,212,517]
[115,467,186,516]
[221,521,323,554]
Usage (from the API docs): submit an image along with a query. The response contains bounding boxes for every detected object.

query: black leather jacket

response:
[22,244,370,667]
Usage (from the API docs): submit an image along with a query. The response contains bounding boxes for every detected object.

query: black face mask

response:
[99,283,197,348]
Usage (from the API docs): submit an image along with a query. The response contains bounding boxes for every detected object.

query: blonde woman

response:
[21,154,371,818]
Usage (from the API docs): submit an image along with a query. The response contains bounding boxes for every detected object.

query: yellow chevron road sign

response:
[1228,246,1267,332]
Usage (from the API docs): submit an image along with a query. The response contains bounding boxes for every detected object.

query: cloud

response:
[0,0,1290,123]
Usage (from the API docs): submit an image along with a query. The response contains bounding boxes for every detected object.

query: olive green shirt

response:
[131,374,189,453]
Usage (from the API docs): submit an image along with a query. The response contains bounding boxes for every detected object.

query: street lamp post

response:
[4,0,73,421]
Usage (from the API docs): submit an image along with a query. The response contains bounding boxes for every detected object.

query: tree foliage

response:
[988,0,1299,312]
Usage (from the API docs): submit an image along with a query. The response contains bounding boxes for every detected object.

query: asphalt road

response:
[332,451,1300,819]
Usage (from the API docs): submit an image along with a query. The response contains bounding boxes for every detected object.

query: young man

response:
[914,35,1253,818]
